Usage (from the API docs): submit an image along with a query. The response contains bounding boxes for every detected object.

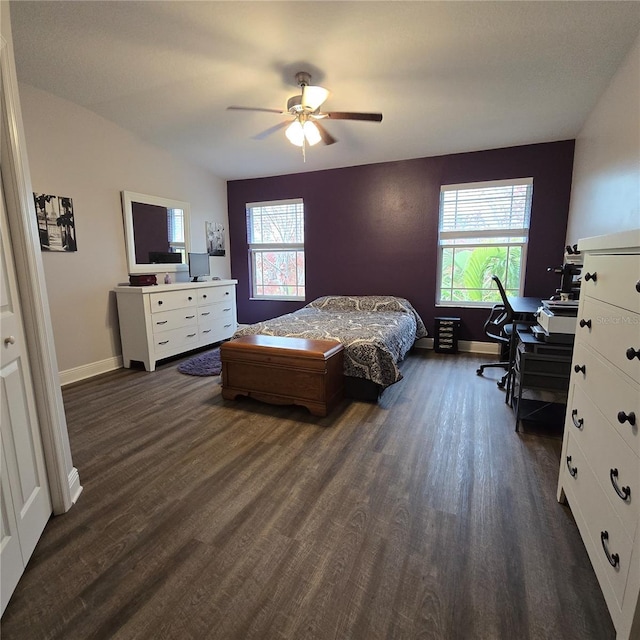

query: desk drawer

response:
[581,254,640,314]
[576,297,640,384]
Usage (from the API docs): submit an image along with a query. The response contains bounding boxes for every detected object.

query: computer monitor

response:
[188,252,210,282]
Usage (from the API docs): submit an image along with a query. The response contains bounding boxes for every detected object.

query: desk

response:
[508,296,542,318]
[510,328,573,432]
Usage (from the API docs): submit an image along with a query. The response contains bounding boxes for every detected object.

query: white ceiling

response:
[9,1,640,181]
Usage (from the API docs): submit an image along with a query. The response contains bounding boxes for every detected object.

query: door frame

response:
[1,21,81,514]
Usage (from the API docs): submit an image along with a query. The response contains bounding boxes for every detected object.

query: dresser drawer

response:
[577,297,640,384]
[199,316,235,344]
[563,433,634,612]
[154,326,199,353]
[567,384,638,539]
[151,307,198,334]
[149,290,198,313]
[197,285,234,305]
[572,343,639,456]
[581,254,640,314]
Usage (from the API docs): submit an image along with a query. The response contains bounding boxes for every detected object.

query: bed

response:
[232,295,428,399]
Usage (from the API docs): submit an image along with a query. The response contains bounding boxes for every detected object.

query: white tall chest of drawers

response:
[557,230,640,640]
[114,280,237,371]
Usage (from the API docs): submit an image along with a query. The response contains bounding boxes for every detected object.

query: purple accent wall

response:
[227,141,575,342]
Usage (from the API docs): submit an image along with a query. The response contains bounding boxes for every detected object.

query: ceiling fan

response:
[227,72,383,159]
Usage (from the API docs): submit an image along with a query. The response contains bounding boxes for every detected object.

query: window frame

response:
[246,198,305,301]
[436,178,533,308]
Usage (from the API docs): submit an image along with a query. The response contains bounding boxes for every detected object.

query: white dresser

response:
[557,230,640,640]
[114,280,237,371]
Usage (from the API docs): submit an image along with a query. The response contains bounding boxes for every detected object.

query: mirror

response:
[121,191,191,274]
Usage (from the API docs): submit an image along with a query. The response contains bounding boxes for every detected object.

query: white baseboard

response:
[59,355,123,387]
[68,467,83,504]
[414,337,500,355]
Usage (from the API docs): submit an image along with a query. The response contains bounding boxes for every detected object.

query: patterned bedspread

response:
[232,295,428,388]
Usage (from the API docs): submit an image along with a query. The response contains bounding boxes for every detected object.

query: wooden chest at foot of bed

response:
[220,335,344,416]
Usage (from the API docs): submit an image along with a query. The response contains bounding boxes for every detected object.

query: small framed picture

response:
[206,221,225,256]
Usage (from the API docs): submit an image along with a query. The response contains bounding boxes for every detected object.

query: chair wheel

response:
[476,368,483,375]
[497,380,505,389]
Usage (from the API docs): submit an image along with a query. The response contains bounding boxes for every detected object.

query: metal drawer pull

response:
[202,329,211,333]
[584,271,597,282]
[156,320,168,325]
[609,469,631,501]
[159,340,169,345]
[185,315,195,319]
[223,307,231,311]
[566,456,577,477]
[158,300,163,305]
[636,280,640,293]
[617,411,636,426]
[188,296,193,301]
[201,312,210,316]
[600,531,619,568]
[579,318,591,329]
[571,409,583,429]
[225,291,230,295]
[626,347,640,361]
[202,294,207,298]
[187,333,196,337]
[574,364,586,374]
[224,324,232,328]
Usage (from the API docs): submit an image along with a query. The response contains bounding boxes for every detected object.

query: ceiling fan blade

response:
[227,106,285,114]
[301,85,329,111]
[252,120,291,141]
[324,111,383,122]
[314,121,337,145]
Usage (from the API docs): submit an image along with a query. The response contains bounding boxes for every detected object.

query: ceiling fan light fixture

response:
[303,120,321,146]
[285,120,305,146]
[301,85,330,111]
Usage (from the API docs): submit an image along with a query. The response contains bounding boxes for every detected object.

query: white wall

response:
[18,84,228,381]
[566,35,640,245]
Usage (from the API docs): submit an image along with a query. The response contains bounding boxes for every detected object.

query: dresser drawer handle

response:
[158,300,163,305]
[156,320,168,325]
[202,329,211,334]
[566,455,577,477]
[584,272,597,282]
[574,364,586,375]
[571,409,583,429]
[201,312,210,316]
[610,469,631,501]
[223,307,231,312]
[158,340,169,345]
[188,296,193,301]
[202,294,207,298]
[617,411,636,426]
[187,333,196,338]
[225,291,230,295]
[636,280,640,293]
[185,315,195,319]
[600,531,619,568]
[579,318,591,329]
[626,347,640,361]
[224,324,232,328]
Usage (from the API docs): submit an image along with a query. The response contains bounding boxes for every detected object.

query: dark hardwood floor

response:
[2,351,614,640]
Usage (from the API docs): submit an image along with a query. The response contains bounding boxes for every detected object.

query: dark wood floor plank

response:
[1,351,615,640]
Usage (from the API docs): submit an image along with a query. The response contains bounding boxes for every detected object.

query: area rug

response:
[177,348,222,376]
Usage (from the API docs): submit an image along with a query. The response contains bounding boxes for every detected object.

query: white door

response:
[0,178,52,615]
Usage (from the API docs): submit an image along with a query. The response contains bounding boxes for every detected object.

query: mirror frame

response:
[121,191,191,274]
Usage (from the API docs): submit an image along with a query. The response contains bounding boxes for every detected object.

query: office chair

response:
[476,275,523,389]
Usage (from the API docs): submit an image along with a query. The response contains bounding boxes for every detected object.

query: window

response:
[437,178,533,305]
[167,207,185,260]
[246,198,305,300]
